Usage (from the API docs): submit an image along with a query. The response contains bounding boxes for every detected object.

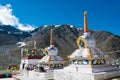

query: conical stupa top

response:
[50,29,54,45]
[84,11,89,32]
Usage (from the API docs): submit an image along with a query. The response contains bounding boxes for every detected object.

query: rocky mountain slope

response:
[0,25,31,45]
[24,24,120,61]
[0,24,120,68]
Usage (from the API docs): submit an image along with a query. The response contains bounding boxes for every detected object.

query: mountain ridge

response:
[0,24,120,68]
[0,25,31,45]
[24,24,120,60]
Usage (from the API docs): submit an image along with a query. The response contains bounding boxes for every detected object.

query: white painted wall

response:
[20,59,40,70]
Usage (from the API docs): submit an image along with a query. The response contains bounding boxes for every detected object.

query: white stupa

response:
[67,11,113,73]
[54,11,120,80]
[19,12,120,80]
[39,29,64,69]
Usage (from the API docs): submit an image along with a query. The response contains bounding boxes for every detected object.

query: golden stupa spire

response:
[84,11,89,32]
[50,29,54,45]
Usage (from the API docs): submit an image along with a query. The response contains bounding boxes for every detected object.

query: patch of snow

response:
[80,28,83,30]
[8,31,11,34]
[77,28,83,30]
[55,25,61,27]
[42,25,48,29]
[70,25,74,28]
[43,25,48,28]
[14,32,22,34]
[0,29,3,31]
[16,42,26,47]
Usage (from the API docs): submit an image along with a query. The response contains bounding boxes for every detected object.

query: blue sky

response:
[0,0,120,35]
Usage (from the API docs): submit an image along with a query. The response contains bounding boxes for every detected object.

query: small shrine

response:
[39,29,64,69]
[20,40,45,71]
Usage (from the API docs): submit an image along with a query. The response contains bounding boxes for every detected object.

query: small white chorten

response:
[39,29,64,69]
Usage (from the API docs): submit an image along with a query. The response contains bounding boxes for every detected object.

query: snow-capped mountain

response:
[0,25,31,45]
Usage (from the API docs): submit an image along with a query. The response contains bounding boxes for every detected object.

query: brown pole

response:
[84,11,89,32]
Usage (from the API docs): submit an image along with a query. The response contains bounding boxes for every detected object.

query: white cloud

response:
[0,4,35,31]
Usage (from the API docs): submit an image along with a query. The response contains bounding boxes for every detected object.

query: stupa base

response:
[22,67,120,80]
[28,70,54,80]
[53,65,120,80]
[54,69,120,80]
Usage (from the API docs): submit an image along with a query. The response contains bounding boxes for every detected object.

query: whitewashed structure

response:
[19,12,120,80]
[54,11,120,80]
[67,11,114,73]
[39,29,64,69]
[20,40,43,71]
